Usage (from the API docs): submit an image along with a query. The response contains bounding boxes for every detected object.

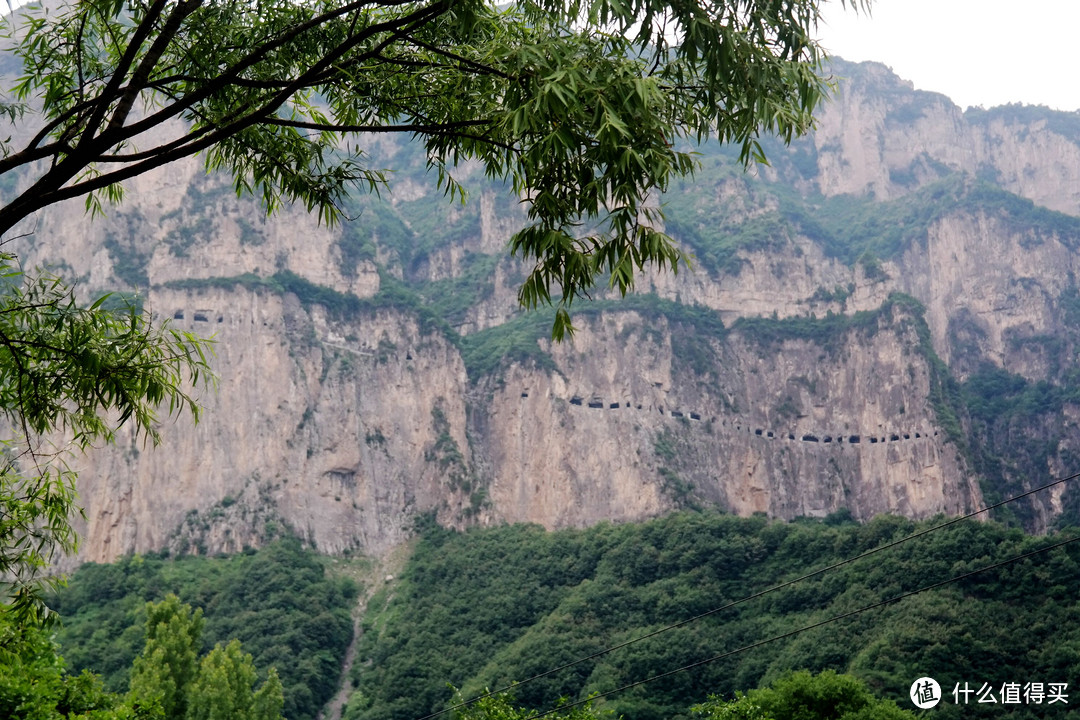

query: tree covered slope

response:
[49,537,358,720]
[344,512,1079,720]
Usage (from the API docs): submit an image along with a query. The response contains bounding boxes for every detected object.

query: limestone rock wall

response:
[12,59,1080,563]
[475,308,975,527]
[67,297,981,565]
[70,285,477,562]
[813,61,1080,216]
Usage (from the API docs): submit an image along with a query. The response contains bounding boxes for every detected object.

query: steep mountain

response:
[12,59,1080,564]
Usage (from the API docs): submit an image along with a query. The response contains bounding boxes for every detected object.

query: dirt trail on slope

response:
[319,542,413,720]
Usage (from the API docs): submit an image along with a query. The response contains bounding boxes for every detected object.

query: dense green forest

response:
[35,509,1080,716]
[41,511,1080,720]
[27,525,931,720]
[341,512,1079,720]
[48,538,358,720]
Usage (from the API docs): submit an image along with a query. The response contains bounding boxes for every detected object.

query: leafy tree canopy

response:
[129,595,284,720]
[129,595,205,719]
[693,671,915,720]
[0,592,283,719]
[0,606,140,719]
[3,0,866,336]
[0,260,212,624]
[52,537,356,720]
[346,512,1078,720]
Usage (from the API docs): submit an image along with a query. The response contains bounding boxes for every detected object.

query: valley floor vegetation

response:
[22,511,1079,720]
[8,537,358,720]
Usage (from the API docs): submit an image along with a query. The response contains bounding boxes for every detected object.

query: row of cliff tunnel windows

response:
[173,310,223,323]
[738,425,936,444]
[567,396,699,416]
[759,430,933,444]
[167,313,423,362]
[562,394,935,445]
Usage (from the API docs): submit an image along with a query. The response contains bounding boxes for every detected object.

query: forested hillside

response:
[48,538,358,720]
[47,512,1079,720]
[342,512,1078,720]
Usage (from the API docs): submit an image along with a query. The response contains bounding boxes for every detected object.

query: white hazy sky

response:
[818,0,1080,112]
[6,0,1075,112]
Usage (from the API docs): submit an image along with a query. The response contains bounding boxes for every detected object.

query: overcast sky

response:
[817,0,1080,112]
[5,0,1074,112]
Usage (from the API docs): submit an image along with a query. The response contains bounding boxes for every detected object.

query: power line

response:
[522,531,1080,720]
[416,470,1080,720]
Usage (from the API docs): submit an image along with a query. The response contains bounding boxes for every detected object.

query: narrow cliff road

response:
[319,542,412,720]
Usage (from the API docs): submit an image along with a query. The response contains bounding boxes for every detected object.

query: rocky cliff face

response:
[812,61,1080,216]
[67,292,977,567]
[476,305,974,527]
[70,286,478,562]
[18,59,1080,564]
